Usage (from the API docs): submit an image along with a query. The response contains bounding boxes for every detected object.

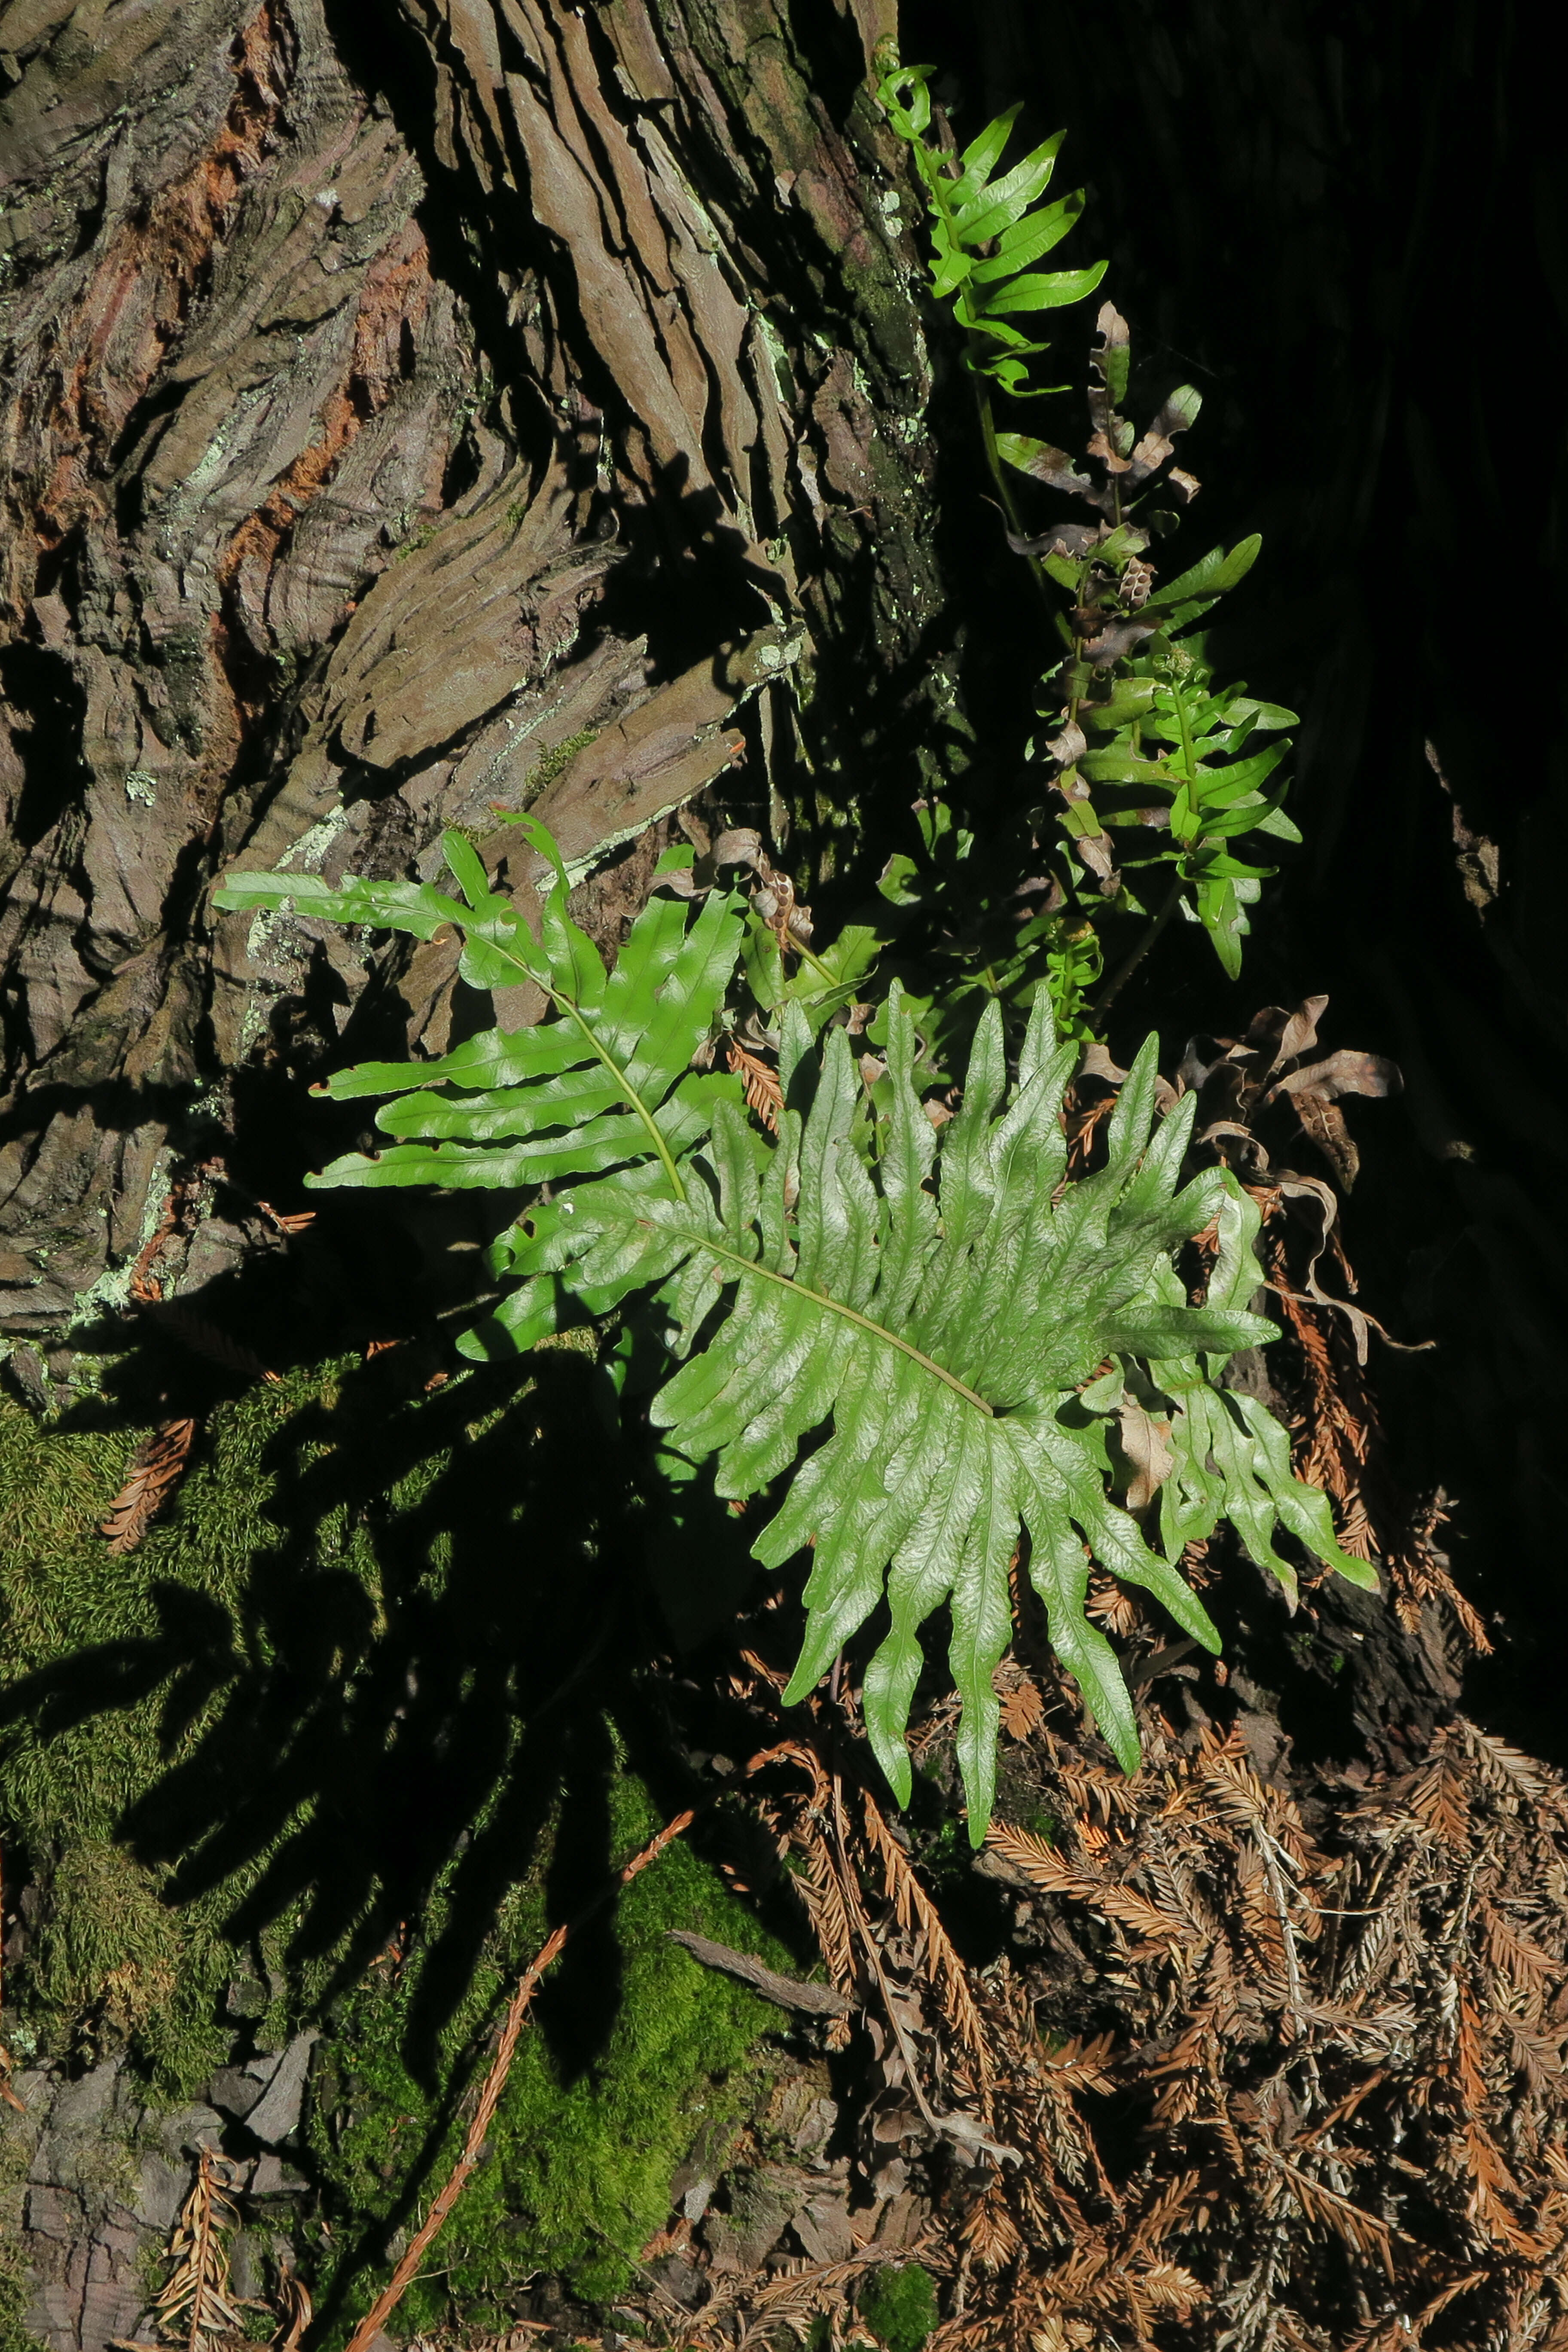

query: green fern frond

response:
[217,827,1375,1838]
[540,984,1371,1840]
[215,823,747,1346]
[1070,655,1300,978]
[878,67,1106,399]
[995,305,1301,986]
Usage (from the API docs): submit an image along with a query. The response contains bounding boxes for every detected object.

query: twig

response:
[665,1929,852,2016]
[340,1807,695,2352]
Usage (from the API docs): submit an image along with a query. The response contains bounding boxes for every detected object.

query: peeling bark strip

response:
[0,0,951,1339]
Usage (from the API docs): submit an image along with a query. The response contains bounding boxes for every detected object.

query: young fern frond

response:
[1002,306,1303,993]
[879,82,1297,1019]
[879,64,1107,404]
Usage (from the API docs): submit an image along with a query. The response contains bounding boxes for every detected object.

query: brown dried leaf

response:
[1266,1048,1403,1107]
[101,1420,198,1556]
[726,1038,783,1133]
[1113,1396,1174,1513]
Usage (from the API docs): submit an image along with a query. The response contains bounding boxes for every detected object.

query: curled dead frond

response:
[727,1037,784,1132]
[101,1419,198,1555]
[153,2147,243,2352]
[272,2264,311,2352]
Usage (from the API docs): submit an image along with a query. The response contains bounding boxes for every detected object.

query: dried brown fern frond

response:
[1406,1752,1473,1852]
[860,1784,989,2072]
[1460,1721,1565,1812]
[101,1419,198,1555]
[1385,1490,1492,1651]
[1275,2157,1397,2273]
[683,2247,917,2351]
[781,1816,859,2046]
[1181,1722,1313,1876]
[963,2184,1025,2272]
[137,1301,278,1384]
[1046,1746,1144,1845]
[994,1657,1046,1743]
[153,2147,243,2352]
[727,1037,784,1132]
[744,1742,861,2044]
[1122,2170,1203,2257]
[130,1191,183,1304]
[126,1164,224,1306]
[986,1819,1182,1947]
[1481,1899,1560,2005]
[1233,1836,1291,1996]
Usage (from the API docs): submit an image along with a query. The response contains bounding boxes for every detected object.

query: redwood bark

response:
[0,0,943,1340]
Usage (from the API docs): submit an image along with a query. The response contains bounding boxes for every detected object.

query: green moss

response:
[1,1369,784,2328]
[29,1840,184,2046]
[310,1766,788,2335]
[0,1373,345,2096]
[857,2263,939,2352]
[521,728,597,801]
[393,521,440,561]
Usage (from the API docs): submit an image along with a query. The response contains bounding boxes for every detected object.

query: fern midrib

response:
[481,928,688,1202]
[686,1226,995,1416]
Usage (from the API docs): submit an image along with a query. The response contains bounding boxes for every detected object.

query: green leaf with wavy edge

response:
[530,989,1365,1840]
[979,265,1109,318]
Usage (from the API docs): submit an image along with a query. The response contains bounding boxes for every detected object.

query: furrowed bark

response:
[0,0,946,1339]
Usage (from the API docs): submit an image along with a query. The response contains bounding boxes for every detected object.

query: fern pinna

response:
[217,827,1374,1840]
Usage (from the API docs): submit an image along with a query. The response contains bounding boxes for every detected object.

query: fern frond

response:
[998,304,1299,984]
[216,825,747,1348]
[547,985,1365,1839]
[879,66,1106,399]
[217,831,1373,1837]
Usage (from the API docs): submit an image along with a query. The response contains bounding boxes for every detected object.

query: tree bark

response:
[1,0,949,1341]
